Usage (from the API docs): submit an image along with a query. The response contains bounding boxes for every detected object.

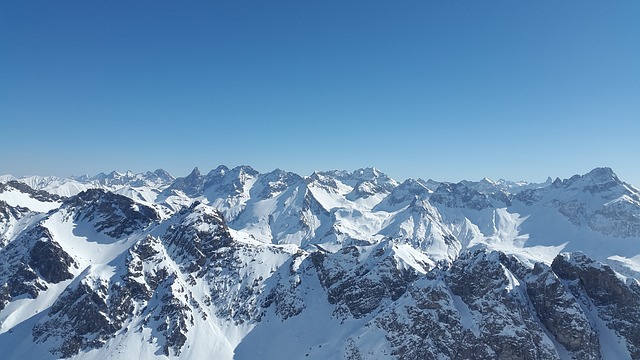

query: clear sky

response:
[1,1,639,185]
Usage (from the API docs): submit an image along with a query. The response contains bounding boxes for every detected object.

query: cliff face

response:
[1,167,640,359]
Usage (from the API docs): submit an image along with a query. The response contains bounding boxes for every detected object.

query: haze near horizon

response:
[1,1,638,185]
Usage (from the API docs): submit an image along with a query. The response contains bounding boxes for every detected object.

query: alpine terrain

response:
[1,166,639,360]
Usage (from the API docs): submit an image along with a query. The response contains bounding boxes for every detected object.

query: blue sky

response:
[1,1,639,185]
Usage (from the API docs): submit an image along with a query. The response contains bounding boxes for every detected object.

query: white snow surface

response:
[0,190,60,213]
[1,166,640,359]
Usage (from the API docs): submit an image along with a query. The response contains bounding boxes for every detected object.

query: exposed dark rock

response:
[552,252,640,358]
[0,200,31,246]
[163,167,205,197]
[502,255,600,359]
[29,234,75,283]
[0,225,75,311]
[255,169,305,199]
[262,251,308,320]
[203,165,259,197]
[373,178,432,212]
[162,202,233,274]
[2,167,640,360]
[0,181,63,203]
[33,277,115,357]
[430,182,509,210]
[312,244,417,319]
[62,189,159,238]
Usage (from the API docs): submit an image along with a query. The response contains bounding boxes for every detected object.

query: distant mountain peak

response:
[188,167,202,178]
[355,166,378,175]
[2,164,640,359]
[480,177,496,184]
[558,167,622,190]
[151,168,174,181]
[210,165,230,176]
[586,167,618,184]
[352,166,387,180]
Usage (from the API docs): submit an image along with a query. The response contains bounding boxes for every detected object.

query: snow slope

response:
[1,166,640,359]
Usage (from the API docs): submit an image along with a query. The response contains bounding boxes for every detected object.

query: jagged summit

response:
[1,166,640,359]
[149,169,175,182]
[557,167,622,189]
[353,166,383,179]
[166,167,205,196]
[586,166,619,183]
[61,189,159,238]
[373,178,432,212]
[312,167,392,182]
[190,167,201,176]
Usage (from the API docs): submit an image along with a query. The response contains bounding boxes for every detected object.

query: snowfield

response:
[1,166,639,359]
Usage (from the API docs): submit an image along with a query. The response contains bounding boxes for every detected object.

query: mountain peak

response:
[0,174,16,183]
[559,167,622,190]
[480,177,496,184]
[208,165,230,177]
[188,167,201,178]
[586,167,618,184]
[3,165,640,359]
[152,168,174,181]
[353,167,383,179]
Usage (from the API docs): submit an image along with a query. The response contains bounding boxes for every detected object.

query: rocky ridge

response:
[0,166,639,359]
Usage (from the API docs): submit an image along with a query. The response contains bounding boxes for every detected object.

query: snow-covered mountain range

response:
[1,166,639,359]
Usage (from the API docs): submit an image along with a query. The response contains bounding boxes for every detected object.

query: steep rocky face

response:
[121,235,199,356]
[0,200,30,246]
[0,225,76,311]
[162,202,233,274]
[445,251,557,360]
[62,189,159,238]
[149,169,176,184]
[345,168,398,200]
[204,242,290,325]
[513,167,640,238]
[252,169,305,199]
[0,200,28,222]
[33,275,116,357]
[2,166,640,360]
[376,273,488,359]
[430,182,510,210]
[157,203,295,335]
[29,233,76,283]
[373,178,433,212]
[311,243,419,319]
[588,197,640,238]
[261,251,308,321]
[164,168,205,198]
[160,202,287,324]
[501,256,601,359]
[31,234,187,358]
[564,167,624,195]
[161,203,253,326]
[552,252,640,358]
[307,171,344,194]
[374,250,640,360]
[203,165,260,198]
